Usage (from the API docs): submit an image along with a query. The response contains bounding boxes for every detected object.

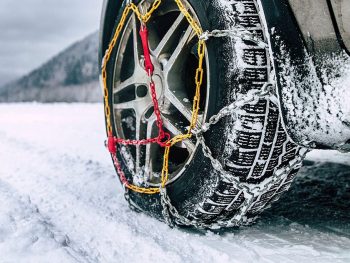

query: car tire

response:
[103,0,305,228]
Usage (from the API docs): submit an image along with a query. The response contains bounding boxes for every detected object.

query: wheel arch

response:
[259,0,350,151]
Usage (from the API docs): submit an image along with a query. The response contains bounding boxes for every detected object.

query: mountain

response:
[0,32,101,102]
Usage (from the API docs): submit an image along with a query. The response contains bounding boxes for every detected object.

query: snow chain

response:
[102,0,308,228]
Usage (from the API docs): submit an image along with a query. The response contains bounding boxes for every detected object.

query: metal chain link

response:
[194,83,274,135]
[129,0,162,23]
[199,29,268,48]
[102,0,310,229]
[156,0,309,229]
[159,83,310,229]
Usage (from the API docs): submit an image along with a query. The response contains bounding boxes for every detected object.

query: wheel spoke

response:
[162,114,185,136]
[163,89,192,123]
[164,25,194,73]
[132,14,141,70]
[114,76,136,94]
[153,13,185,58]
[114,97,152,117]
[114,74,149,95]
[144,115,157,175]
[135,115,142,173]
[113,100,136,110]
[162,117,195,152]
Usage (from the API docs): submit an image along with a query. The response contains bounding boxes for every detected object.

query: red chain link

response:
[139,25,154,76]
[112,150,128,185]
[107,24,171,182]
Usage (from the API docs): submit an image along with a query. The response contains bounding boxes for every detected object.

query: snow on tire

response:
[102,0,305,228]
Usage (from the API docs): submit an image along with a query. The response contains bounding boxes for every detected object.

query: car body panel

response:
[288,0,340,53]
[260,0,350,150]
[331,0,350,52]
[288,0,349,54]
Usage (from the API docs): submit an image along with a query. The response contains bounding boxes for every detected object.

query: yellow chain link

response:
[161,39,206,187]
[102,1,162,134]
[127,184,160,194]
[101,2,162,194]
[160,0,206,188]
[129,0,162,23]
[102,0,206,193]
[174,0,202,36]
[102,5,132,134]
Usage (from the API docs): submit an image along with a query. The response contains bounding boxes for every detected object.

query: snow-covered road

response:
[0,103,349,263]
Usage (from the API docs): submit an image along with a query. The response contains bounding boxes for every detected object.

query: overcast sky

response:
[0,0,103,86]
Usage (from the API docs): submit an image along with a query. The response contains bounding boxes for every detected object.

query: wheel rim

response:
[112,0,209,186]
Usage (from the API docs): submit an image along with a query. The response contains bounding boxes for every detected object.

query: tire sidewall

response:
[106,0,239,218]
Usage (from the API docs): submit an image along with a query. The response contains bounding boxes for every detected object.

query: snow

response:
[0,103,349,262]
[276,39,350,147]
[307,150,350,165]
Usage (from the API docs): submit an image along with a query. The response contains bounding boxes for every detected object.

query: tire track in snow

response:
[0,125,242,262]
[0,125,211,262]
[1,104,350,263]
[0,179,90,262]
